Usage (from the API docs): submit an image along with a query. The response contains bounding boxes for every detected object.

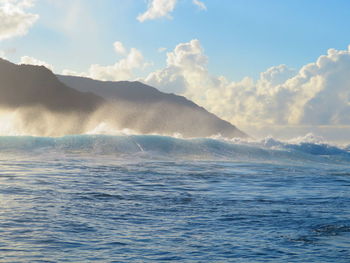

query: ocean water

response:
[0,134,350,262]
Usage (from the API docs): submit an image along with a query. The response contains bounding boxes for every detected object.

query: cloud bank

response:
[144,40,350,129]
[0,0,38,40]
[137,0,177,22]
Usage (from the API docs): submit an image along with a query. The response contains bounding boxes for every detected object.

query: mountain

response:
[0,58,246,138]
[58,75,247,138]
[0,58,104,112]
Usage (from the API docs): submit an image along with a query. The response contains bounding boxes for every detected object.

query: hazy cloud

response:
[193,0,207,11]
[158,47,167,53]
[137,0,177,22]
[0,0,38,40]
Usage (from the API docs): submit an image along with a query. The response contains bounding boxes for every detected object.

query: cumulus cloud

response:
[63,41,149,81]
[145,39,208,94]
[0,0,38,41]
[137,0,177,22]
[87,48,145,81]
[144,40,350,129]
[20,55,54,71]
[193,0,207,11]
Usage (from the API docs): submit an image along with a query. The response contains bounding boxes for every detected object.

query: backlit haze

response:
[2,0,350,142]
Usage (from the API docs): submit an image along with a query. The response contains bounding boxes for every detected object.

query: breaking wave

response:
[0,133,349,164]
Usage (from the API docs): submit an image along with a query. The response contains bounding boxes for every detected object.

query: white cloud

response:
[193,0,207,11]
[0,0,38,41]
[145,39,208,94]
[113,41,127,55]
[166,39,207,70]
[87,48,145,81]
[20,55,54,71]
[137,0,207,22]
[63,42,149,81]
[137,0,177,22]
[144,40,350,130]
[259,64,296,87]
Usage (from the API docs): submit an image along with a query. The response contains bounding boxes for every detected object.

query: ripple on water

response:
[0,155,349,262]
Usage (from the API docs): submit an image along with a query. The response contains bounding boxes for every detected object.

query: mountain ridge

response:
[0,58,104,113]
[0,58,246,138]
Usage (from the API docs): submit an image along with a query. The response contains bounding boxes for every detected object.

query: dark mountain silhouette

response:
[0,58,104,112]
[58,75,247,138]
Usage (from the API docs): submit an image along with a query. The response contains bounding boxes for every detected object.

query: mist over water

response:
[0,98,244,138]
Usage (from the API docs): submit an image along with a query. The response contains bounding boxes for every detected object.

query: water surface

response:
[0,135,349,262]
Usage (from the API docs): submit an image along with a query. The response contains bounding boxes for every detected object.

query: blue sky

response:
[2,0,350,81]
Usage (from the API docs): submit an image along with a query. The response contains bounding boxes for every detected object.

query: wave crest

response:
[0,134,349,164]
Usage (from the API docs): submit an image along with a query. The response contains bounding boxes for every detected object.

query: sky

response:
[2,0,350,141]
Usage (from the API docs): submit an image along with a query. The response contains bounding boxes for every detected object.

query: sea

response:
[0,134,349,262]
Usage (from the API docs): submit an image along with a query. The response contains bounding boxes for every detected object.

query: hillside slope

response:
[0,58,104,113]
[58,75,247,138]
